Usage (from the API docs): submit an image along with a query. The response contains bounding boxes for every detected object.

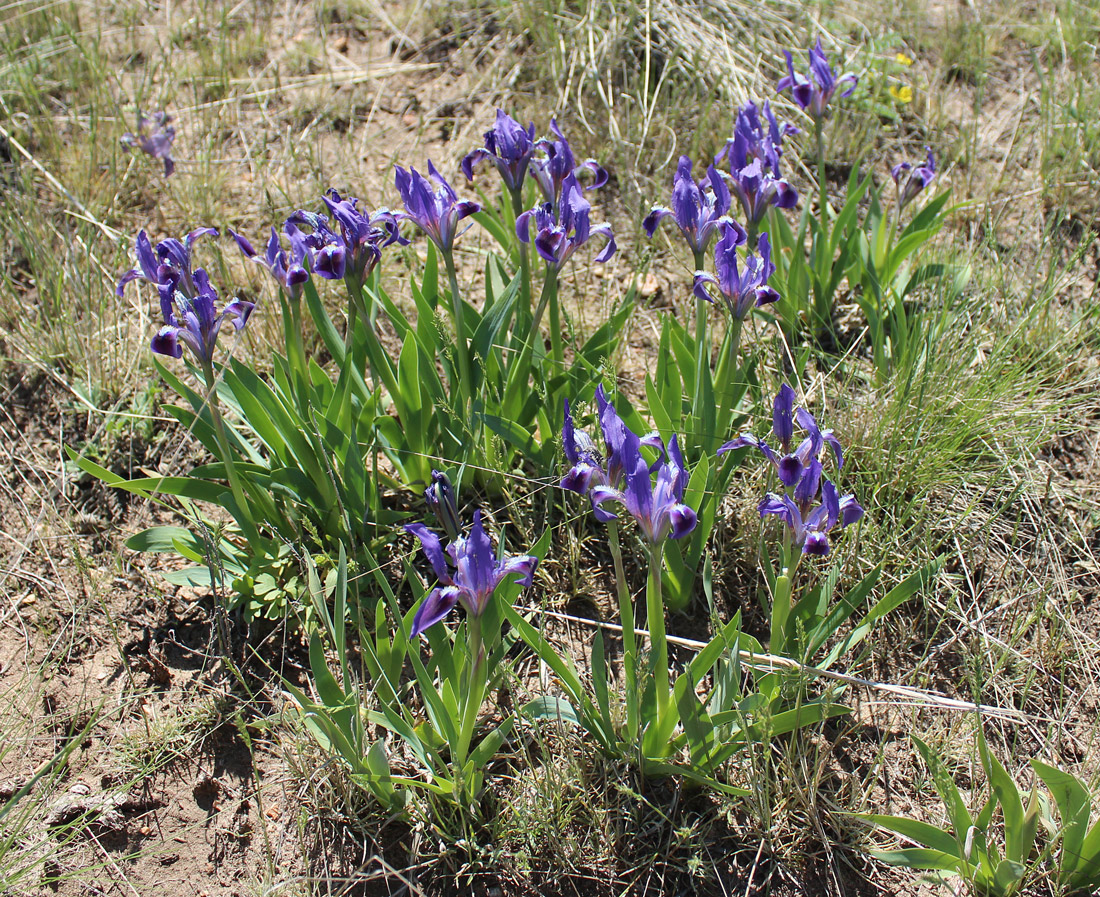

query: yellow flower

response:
[896,52,914,66]
[889,84,914,104]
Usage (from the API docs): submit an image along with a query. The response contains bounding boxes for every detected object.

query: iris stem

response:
[283,289,308,387]
[715,316,744,441]
[608,521,638,738]
[815,117,828,232]
[646,540,670,719]
[510,187,532,328]
[692,247,709,446]
[547,269,565,390]
[349,281,390,396]
[444,253,474,417]
[503,266,557,433]
[457,613,486,774]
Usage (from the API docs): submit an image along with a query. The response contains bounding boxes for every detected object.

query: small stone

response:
[640,272,661,298]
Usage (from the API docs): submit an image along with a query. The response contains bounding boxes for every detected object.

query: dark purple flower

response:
[777,38,858,121]
[394,162,481,254]
[461,109,537,193]
[149,268,253,364]
[718,384,844,489]
[116,227,217,305]
[516,173,616,270]
[425,469,462,542]
[121,111,176,177]
[528,118,608,203]
[759,478,862,556]
[693,224,779,319]
[229,226,310,299]
[561,399,612,500]
[282,210,347,280]
[404,510,538,636]
[891,147,936,210]
[320,190,405,284]
[563,385,668,523]
[590,433,697,546]
[726,158,799,228]
[642,156,735,257]
[718,101,798,177]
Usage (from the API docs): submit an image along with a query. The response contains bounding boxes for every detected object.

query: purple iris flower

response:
[116,227,217,304]
[404,510,538,636]
[229,226,310,299]
[728,158,799,228]
[319,190,405,285]
[393,162,481,254]
[718,101,797,177]
[590,433,697,546]
[528,118,609,203]
[562,385,672,522]
[121,111,176,177]
[718,384,844,489]
[777,38,859,121]
[713,102,800,227]
[461,109,537,193]
[642,156,736,257]
[891,147,936,210]
[283,210,348,280]
[561,399,612,505]
[424,469,462,541]
[693,224,780,319]
[516,173,616,270]
[759,478,863,556]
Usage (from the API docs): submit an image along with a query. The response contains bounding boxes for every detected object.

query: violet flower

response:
[561,399,613,505]
[693,224,780,320]
[229,226,310,299]
[562,385,671,521]
[777,38,858,121]
[425,469,462,541]
[590,433,697,546]
[320,190,405,285]
[718,101,797,177]
[118,228,253,364]
[728,158,799,229]
[149,273,254,364]
[394,162,481,254]
[516,173,616,270]
[562,386,695,546]
[528,118,608,203]
[121,111,176,177]
[642,156,737,258]
[759,478,863,556]
[718,384,843,489]
[891,147,936,210]
[116,227,217,303]
[461,109,537,193]
[283,210,348,280]
[404,510,538,636]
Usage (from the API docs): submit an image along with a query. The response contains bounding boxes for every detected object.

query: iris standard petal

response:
[772,384,796,450]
